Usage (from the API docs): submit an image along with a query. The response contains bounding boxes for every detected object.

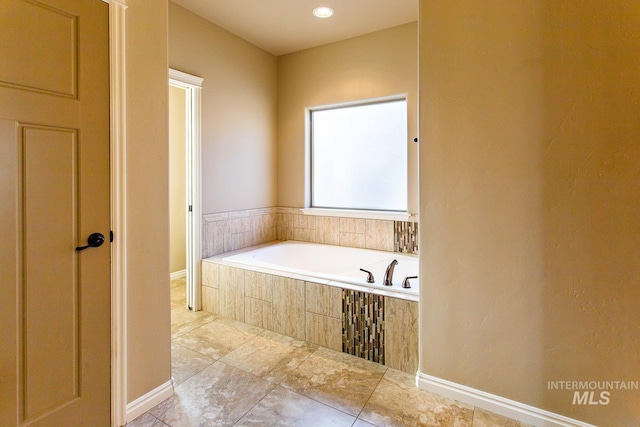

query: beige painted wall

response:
[168,2,277,214]
[277,23,419,213]
[125,0,172,403]
[169,85,187,273]
[419,1,640,425]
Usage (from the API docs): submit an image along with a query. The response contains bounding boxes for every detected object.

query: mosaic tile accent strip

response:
[342,289,385,365]
[394,221,418,254]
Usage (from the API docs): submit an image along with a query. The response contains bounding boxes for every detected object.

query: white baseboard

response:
[170,269,186,280]
[416,372,596,427]
[125,379,174,423]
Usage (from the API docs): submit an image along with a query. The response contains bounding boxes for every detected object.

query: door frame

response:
[169,68,203,312]
[105,1,127,426]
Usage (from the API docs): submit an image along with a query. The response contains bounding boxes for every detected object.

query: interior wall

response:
[168,1,277,214]
[276,23,419,213]
[419,1,640,425]
[169,85,187,274]
[125,0,172,404]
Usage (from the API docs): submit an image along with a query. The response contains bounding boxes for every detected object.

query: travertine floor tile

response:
[170,307,216,338]
[125,412,168,426]
[161,282,528,427]
[149,361,274,426]
[353,419,379,427]
[170,278,186,309]
[235,385,356,426]
[170,342,215,386]
[281,346,387,416]
[359,369,474,427]
[472,408,532,427]
[172,316,263,360]
[220,329,318,384]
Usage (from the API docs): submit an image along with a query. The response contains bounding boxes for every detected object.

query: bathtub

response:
[219,241,419,300]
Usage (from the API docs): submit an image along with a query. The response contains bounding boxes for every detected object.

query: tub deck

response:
[210,240,418,301]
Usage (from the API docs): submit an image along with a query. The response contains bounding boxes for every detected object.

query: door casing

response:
[169,68,203,312]
[104,1,128,426]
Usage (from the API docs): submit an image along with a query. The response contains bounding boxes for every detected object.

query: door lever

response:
[76,232,105,251]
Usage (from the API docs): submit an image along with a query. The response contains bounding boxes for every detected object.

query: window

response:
[310,98,407,212]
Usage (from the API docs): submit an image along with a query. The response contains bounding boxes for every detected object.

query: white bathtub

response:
[220,241,419,299]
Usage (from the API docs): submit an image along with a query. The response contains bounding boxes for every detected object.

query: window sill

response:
[300,208,411,222]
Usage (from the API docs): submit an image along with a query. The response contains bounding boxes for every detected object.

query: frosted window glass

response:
[311,99,407,211]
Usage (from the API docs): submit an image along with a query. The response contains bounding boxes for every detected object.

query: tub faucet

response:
[383,259,398,286]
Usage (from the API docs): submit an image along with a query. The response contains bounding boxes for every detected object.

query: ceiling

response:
[171,0,418,56]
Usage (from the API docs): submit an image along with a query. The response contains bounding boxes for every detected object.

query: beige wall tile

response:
[365,220,395,252]
[305,282,341,318]
[218,266,245,322]
[315,216,340,245]
[201,261,219,288]
[305,312,342,352]
[204,220,225,257]
[202,285,213,312]
[244,296,272,330]
[293,227,316,243]
[384,296,418,374]
[339,217,366,234]
[203,212,230,222]
[260,273,274,302]
[262,301,273,331]
[245,271,274,302]
[202,286,219,315]
[248,207,274,216]
[244,270,259,299]
[339,232,366,249]
[276,207,299,215]
[230,216,250,234]
[218,265,230,288]
[276,212,293,240]
[253,214,276,243]
[203,208,281,258]
[204,206,406,258]
[294,213,316,229]
[218,268,234,320]
[244,297,264,328]
[272,277,306,340]
[234,268,246,321]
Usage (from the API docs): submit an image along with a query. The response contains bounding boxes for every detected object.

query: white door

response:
[0,0,111,425]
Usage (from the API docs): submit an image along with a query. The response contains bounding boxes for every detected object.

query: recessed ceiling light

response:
[313,7,334,18]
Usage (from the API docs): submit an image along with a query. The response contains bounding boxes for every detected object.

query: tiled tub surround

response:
[202,206,419,258]
[202,208,277,258]
[202,246,419,374]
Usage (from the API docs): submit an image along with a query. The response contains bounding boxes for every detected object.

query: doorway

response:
[169,69,203,311]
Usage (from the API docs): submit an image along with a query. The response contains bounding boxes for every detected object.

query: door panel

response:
[0,0,77,97]
[0,1,111,425]
[23,126,80,420]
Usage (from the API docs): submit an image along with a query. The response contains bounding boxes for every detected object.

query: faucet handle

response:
[359,268,375,283]
[402,276,418,288]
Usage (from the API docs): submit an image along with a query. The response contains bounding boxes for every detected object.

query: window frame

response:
[307,95,409,214]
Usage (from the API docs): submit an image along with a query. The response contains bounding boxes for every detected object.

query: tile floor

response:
[127,278,530,427]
